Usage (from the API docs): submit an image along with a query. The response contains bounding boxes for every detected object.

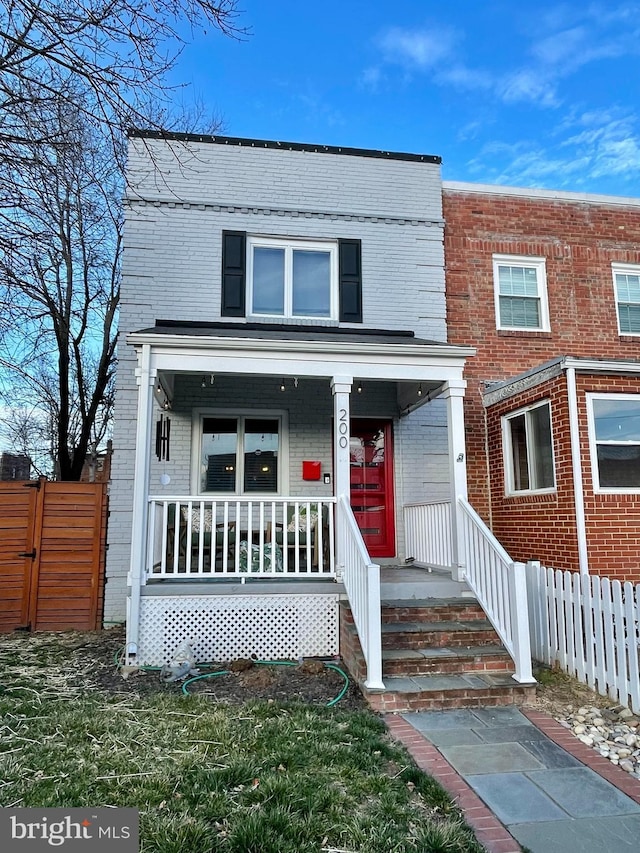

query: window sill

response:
[497,329,552,338]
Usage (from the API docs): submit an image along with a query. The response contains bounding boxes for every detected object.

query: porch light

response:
[201,376,206,388]
[357,381,362,393]
[280,378,286,391]
[417,383,423,397]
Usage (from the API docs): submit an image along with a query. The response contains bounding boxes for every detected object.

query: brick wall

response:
[105,139,450,621]
[445,184,640,580]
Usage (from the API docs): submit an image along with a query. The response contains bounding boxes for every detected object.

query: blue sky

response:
[172,0,640,196]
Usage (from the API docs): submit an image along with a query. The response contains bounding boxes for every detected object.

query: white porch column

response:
[331,375,353,578]
[126,344,156,658]
[442,379,468,582]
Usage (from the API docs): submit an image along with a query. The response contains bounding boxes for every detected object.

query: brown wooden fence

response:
[0,478,108,632]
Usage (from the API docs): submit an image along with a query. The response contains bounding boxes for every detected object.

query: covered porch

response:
[125,322,476,687]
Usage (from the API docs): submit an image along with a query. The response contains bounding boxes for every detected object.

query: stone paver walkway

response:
[386,706,640,853]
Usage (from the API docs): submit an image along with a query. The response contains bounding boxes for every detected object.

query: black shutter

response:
[338,239,362,323]
[221,230,246,317]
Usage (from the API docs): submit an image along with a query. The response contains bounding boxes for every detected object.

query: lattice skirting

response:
[135,594,340,666]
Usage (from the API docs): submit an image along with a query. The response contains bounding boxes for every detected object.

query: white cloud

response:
[378,26,458,69]
[371,4,640,109]
[466,109,640,190]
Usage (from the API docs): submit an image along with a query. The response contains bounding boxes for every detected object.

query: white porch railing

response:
[146,497,335,579]
[460,498,534,684]
[404,501,452,569]
[337,494,384,690]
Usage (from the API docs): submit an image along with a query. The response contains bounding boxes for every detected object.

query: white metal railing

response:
[526,562,640,713]
[403,501,452,568]
[337,494,384,690]
[459,498,534,684]
[146,497,335,579]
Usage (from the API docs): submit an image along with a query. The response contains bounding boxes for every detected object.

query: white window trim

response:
[587,392,640,494]
[247,235,338,321]
[493,254,550,332]
[191,408,289,496]
[502,399,556,496]
[612,262,640,336]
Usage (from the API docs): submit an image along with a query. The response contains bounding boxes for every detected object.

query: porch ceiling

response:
[128,321,475,386]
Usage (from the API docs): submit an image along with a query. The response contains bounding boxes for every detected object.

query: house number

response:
[338,408,349,448]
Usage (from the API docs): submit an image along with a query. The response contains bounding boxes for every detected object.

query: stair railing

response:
[337,494,384,690]
[459,498,535,685]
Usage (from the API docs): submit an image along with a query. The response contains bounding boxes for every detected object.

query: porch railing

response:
[337,494,384,690]
[403,500,452,569]
[459,498,534,684]
[146,497,336,579]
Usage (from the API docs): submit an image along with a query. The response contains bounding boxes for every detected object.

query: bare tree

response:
[0,0,244,152]
[0,84,120,479]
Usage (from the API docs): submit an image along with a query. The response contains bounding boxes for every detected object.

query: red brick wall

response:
[444,188,640,581]
[485,374,580,572]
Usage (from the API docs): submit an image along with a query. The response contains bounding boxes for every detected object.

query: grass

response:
[0,633,486,853]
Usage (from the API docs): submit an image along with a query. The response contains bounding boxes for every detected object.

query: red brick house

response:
[444,182,640,582]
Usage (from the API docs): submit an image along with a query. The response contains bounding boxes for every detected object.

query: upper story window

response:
[221,231,362,323]
[248,237,337,320]
[493,255,549,332]
[587,394,640,492]
[502,400,555,494]
[612,264,640,335]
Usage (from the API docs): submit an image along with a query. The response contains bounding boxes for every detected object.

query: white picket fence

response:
[526,562,640,714]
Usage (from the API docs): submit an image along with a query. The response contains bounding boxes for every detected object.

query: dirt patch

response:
[57,626,368,711]
[525,663,615,717]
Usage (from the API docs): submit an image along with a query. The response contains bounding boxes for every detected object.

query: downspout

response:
[566,365,589,575]
[126,344,155,659]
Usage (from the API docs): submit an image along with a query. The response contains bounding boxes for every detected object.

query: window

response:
[613,264,640,335]
[503,401,555,494]
[248,237,337,319]
[197,415,282,494]
[221,231,363,323]
[588,394,640,491]
[493,255,549,331]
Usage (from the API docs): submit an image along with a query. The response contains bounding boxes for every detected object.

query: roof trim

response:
[443,180,640,208]
[128,130,442,165]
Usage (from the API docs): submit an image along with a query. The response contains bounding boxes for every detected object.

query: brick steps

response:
[340,598,535,712]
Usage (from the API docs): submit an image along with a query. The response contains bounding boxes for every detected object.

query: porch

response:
[123,322,534,701]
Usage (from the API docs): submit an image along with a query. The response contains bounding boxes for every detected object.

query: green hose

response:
[115,646,350,707]
[180,659,350,707]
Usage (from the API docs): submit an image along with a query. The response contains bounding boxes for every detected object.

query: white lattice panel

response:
[136,594,339,666]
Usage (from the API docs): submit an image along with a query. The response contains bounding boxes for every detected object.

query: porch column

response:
[127,344,156,659]
[442,380,468,582]
[331,375,353,578]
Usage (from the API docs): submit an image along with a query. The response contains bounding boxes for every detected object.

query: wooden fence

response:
[0,478,108,632]
[526,561,640,714]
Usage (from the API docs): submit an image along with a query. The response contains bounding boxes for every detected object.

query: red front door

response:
[349,419,396,558]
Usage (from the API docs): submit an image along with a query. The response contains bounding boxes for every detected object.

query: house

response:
[107,133,513,701]
[444,181,640,583]
[1,453,31,480]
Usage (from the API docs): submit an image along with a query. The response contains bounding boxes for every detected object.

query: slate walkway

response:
[386,706,640,853]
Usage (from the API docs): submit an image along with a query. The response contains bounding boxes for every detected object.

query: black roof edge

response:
[127,130,441,165]
[153,320,416,338]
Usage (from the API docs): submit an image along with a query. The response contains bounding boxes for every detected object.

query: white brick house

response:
[107,133,476,687]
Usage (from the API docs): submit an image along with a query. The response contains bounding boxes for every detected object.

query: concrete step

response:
[381,619,502,650]
[382,645,513,677]
[379,565,474,601]
[362,672,536,713]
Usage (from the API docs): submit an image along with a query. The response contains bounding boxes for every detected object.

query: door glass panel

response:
[201,418,237,492]
[243,418,279,492]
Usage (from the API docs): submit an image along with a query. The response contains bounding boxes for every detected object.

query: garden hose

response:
[115,647,350,706]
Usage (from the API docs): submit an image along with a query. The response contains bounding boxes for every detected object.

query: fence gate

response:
[0,479,107,632]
